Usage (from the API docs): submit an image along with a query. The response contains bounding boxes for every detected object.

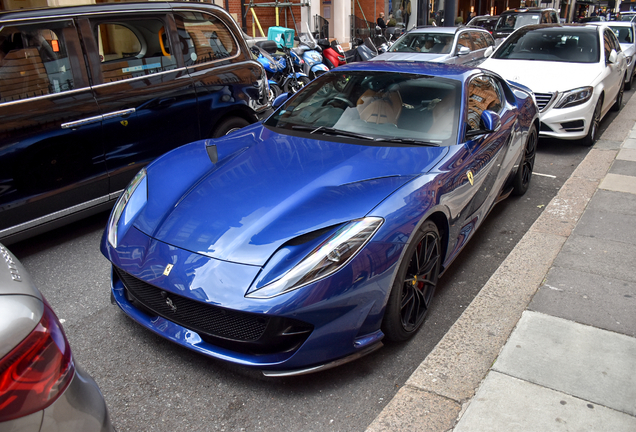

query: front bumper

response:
[538,94,597,140]
[102,227,399,373]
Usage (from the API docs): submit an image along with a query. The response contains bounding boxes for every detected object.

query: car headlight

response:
[554,86,593,109]
[627,55,633,66]
[246,217,384,299]
[107,168,147,248]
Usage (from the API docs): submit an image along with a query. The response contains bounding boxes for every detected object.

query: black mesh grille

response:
[114,266,268,342]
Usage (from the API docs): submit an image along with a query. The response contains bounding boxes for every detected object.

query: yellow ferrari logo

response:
[163,264,173,276]
[467,171,474,186]
[120,120,128,127]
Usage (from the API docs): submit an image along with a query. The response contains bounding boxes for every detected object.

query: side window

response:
[609,30,621,52]
[466,76,503,131]
[603,30,613,60]
[93,17,177,83]
[175,12,238,66]
[551,12,559,23]
[457,32,472,52]
[483,32,495,47]
[471,32,487,50]
[0,21,80,103]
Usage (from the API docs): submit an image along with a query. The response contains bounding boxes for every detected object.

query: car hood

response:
[481,59,602,92]
[373,52,449,62]
[136,126,448,266]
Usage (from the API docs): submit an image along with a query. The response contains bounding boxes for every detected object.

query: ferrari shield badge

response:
[467,170,474,186]
[163,264,173,276]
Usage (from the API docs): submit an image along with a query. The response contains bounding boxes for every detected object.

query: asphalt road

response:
[9,89,632,432]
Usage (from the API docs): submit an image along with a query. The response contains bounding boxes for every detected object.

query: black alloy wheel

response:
[382,221,441,342]
[512,125,537,196]
[582,97,602,147]
[211,117,250,138]
[284,76,311,94]
[612,78,625,111]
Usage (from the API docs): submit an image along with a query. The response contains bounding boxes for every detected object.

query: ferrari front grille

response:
[114,266,268,341]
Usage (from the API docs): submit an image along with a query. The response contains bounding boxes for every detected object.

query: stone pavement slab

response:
[609,159,636,176]
[553,235,636,283]
[492,311,636,416]
[617,148,636,162]
[453,371,636,432]
[573,208,636,244]
[586,189,636,215]
[530,266,636,337]
[600,173,636,194]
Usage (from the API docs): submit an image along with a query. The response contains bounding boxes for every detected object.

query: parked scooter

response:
[344,37,378,63]
[295,24,329,79]
[318,38,347,69]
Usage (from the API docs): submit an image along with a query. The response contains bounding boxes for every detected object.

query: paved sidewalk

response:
[367,96,636,432]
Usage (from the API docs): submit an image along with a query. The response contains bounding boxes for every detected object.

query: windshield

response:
[496,14,541,31]
[620,14,636,21]
[493,28,599,63]
[264,71,462,146]
[388,33,454,54]
[299,22,317,49]
[610,26,634,44]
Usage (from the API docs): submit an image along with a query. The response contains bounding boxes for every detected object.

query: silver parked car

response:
[372,26,495,66]
[0,244,114,431]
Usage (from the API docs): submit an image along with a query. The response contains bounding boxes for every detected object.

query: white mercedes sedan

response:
[481,24,627,146]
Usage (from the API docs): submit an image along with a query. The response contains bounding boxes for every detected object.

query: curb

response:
[366,94,636,432]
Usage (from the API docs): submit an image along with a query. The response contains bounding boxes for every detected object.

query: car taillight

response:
[0,302,74,422]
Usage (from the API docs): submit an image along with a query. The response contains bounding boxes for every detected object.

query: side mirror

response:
[608,49,618,64]
[273,92,289,108]
[457,46,471,56]
[481,110,501,132]
[484,46,494,57]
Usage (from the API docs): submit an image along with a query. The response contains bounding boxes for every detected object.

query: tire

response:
[581,97,602,147]
[269,83,282,101]
[211,117,250,138]
[283,76,310,94]
[626,73,633,91]
[612,79,624,112]
[382,220,441,342]
[512,125,537,196]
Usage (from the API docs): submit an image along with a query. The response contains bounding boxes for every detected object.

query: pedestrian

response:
[377,12,387,29]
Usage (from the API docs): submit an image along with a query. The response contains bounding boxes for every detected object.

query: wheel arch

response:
[206,107,259,138]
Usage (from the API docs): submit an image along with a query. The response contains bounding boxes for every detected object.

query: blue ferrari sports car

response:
[101,62,539,376]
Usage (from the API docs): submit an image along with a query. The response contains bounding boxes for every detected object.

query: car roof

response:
[0,1,221,21]
[500,7,556,15]
[593,21,634,27]
[409,26,488,35]
[516,23,601,33]
[334,60,487,82]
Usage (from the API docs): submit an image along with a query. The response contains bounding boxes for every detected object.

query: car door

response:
[0,18,107,240]
[454,31,477,65]
[77,11,199,194]
[470,31,491,65]
[444,75,515,256]
[602,28,623,113]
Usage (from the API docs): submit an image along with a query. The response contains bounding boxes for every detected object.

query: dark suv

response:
[493,8,560,42]
[0,2,269,244]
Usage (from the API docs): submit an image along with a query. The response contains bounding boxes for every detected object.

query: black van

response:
[0,2,270,244]
[493,8,560,42]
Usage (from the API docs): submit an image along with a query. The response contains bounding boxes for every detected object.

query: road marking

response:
[533,172,557,178]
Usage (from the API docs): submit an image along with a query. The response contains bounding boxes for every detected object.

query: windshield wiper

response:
[291,125,375,140]
[373,137,440,147]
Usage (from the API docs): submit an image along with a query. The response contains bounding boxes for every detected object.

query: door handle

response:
[61,108,136,129]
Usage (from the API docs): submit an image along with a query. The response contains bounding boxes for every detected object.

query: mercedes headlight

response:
[246,217,384,299]
[554,86,593,109]
[107,168,147,248]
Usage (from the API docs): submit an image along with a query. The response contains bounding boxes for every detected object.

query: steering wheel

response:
[323,96,355,108]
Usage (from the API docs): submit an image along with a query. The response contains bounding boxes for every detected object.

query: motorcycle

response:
[253,40,310,95]
[251,43,284,99]
[318,38,347,69]
[295,23,329,79]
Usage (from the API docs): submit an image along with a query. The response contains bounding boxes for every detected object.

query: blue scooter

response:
[295,24,329,79]
[251,43,284,99]
[253,40,310,95]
